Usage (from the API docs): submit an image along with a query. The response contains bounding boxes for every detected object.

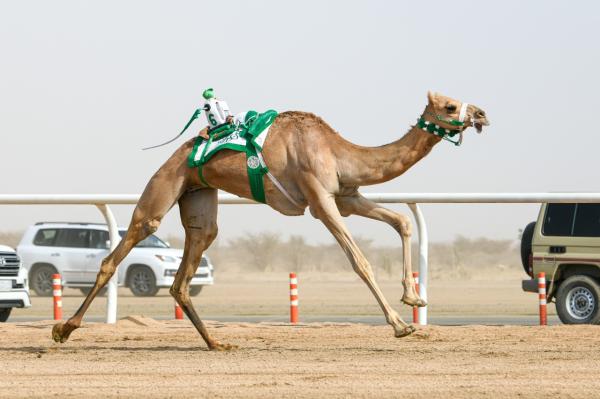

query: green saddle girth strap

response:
[244,141,268,203]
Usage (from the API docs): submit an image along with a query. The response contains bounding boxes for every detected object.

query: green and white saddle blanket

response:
[187,110,278,203]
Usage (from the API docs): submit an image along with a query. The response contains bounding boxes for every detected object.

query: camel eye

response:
[445,104,457,112]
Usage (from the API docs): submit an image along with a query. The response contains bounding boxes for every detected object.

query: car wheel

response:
[189,285,203,296]
[79,287,108,297]
[555,275,600,324]
[520,222,536,276]
[127,266,159,297]
[30,264,58,297]
[0,308,11,322]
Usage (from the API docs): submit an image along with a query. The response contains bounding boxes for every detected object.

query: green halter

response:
[417,118,463,146]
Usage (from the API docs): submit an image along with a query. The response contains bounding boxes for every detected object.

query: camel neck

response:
[336,123,442,187]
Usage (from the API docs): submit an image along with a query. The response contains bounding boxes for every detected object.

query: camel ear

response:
[427,91,437,105]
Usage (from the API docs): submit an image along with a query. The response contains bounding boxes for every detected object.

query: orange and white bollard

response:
[174,301,184,320]
[412,272,420,324]
[52,273,62,321]
[538,272,547,326]
[289,272,299,324]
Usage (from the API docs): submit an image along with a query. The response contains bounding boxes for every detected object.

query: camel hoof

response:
[394,325,416,338]
[209,342,238,351]
[52,322,69,343]
[401,296,428,308]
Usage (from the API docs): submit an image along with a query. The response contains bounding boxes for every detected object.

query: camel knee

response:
[169,278,183,297]
[121,217,161,247]
[95,259,116,286]
[95,273,111,288]
[169,282,190,303]
[169,284,180,299]
[392,214,412,238]
[141,218,161,236]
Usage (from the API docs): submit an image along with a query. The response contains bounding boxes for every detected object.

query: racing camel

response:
[53,92,489,350]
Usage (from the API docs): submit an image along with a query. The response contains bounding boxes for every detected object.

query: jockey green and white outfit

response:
[201,88,232,129]
[202,87,254,132]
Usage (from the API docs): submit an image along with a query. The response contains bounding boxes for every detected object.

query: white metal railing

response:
[2,192,600,325]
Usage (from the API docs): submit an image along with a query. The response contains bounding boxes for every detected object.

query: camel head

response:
[425,91,490,135]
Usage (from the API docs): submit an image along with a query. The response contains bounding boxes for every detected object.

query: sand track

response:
[1,318,599,398]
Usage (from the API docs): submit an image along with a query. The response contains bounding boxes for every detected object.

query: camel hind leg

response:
[171,188,234,350]
[52,167,187,343]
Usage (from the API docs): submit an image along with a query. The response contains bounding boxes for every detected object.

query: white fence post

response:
[95,204,120,324]
[408,203,428,325]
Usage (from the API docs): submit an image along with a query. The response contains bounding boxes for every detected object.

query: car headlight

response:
[155,255,178,263]
[164,269,178,277]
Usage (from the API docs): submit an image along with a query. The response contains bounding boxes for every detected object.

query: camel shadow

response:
[0,345,212,353]
[0,344,404,354]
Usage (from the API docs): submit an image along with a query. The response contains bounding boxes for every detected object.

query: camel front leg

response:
[172,188,235,350]
[52,224,155,343]
[306,189,414,338]
[336,195,426,308]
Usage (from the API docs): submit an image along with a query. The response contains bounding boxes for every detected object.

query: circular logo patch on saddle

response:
[247,155,260,169]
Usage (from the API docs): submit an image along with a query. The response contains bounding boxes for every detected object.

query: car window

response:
[542,203,576,236]
[33,229,58,246]
[118,230,169,248]
[573,204,600,237]
[89,230,109,249]
[54,229,90,248]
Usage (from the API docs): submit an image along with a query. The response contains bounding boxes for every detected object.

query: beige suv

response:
[521,203,600,324]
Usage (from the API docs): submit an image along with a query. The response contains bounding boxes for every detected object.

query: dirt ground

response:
[1,317,599,398]
[5,271,583,398]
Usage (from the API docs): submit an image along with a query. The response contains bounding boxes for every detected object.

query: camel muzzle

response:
[473,117,490,134]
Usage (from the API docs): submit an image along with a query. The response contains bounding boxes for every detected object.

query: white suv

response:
[17,222,214,297]
[0,245,32,321]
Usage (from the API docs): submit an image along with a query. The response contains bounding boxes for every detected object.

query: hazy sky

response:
[2,0,600,246]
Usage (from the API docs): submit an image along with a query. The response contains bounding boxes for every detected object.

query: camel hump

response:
[277,111,340,136]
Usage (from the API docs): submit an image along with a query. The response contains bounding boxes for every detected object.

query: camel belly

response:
[196,149,307,217]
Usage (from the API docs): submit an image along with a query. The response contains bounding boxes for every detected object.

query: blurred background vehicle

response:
[17,222,214,297]
[0,244,31,321]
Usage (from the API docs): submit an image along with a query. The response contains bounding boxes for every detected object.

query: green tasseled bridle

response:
[417,118,463,146]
